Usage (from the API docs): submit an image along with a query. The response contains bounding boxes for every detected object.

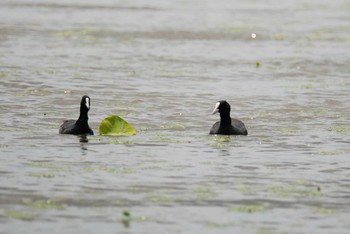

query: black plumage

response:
[209,100,248,135]
[59,95,94,135]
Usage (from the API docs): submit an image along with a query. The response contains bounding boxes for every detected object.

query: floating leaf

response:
[116,211,148,228]
[123,210,130,217]
[99,115,136,136]
[256,61,261,68]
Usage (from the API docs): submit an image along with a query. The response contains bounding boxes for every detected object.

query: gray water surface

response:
[1,0,350,233]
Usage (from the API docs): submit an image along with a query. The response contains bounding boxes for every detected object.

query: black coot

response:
[209,100,248,135]
[59,95,94,135]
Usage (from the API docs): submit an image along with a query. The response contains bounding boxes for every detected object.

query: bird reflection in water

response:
[79,135,89,151]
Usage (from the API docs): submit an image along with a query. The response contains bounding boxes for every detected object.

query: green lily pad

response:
[99,115,136,136]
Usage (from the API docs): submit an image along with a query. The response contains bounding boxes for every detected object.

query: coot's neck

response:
[220,112,231,126]
[77,107,89,124]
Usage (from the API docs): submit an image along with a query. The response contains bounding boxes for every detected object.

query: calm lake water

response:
[1,0,350,233]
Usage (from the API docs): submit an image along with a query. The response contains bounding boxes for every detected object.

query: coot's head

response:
[80,95,91,112]
[212,100,231,115]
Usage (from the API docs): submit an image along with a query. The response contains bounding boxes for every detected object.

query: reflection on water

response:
[79,135,88,151]
[0,0,350,233]
[79,135,89,143]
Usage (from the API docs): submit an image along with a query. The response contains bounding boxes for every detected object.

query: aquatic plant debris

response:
[99,115,136,136]
[229,205,265,213]
[28,172,56,178]
[311,207,337,214]
[327,125,350,134]
[146,194,174,203]
[5,210,35,220]
[116,210,148,227]
[256,61,261,68]
[207,221,232,228]
[22,198,67,209]
[120,210,131,227]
